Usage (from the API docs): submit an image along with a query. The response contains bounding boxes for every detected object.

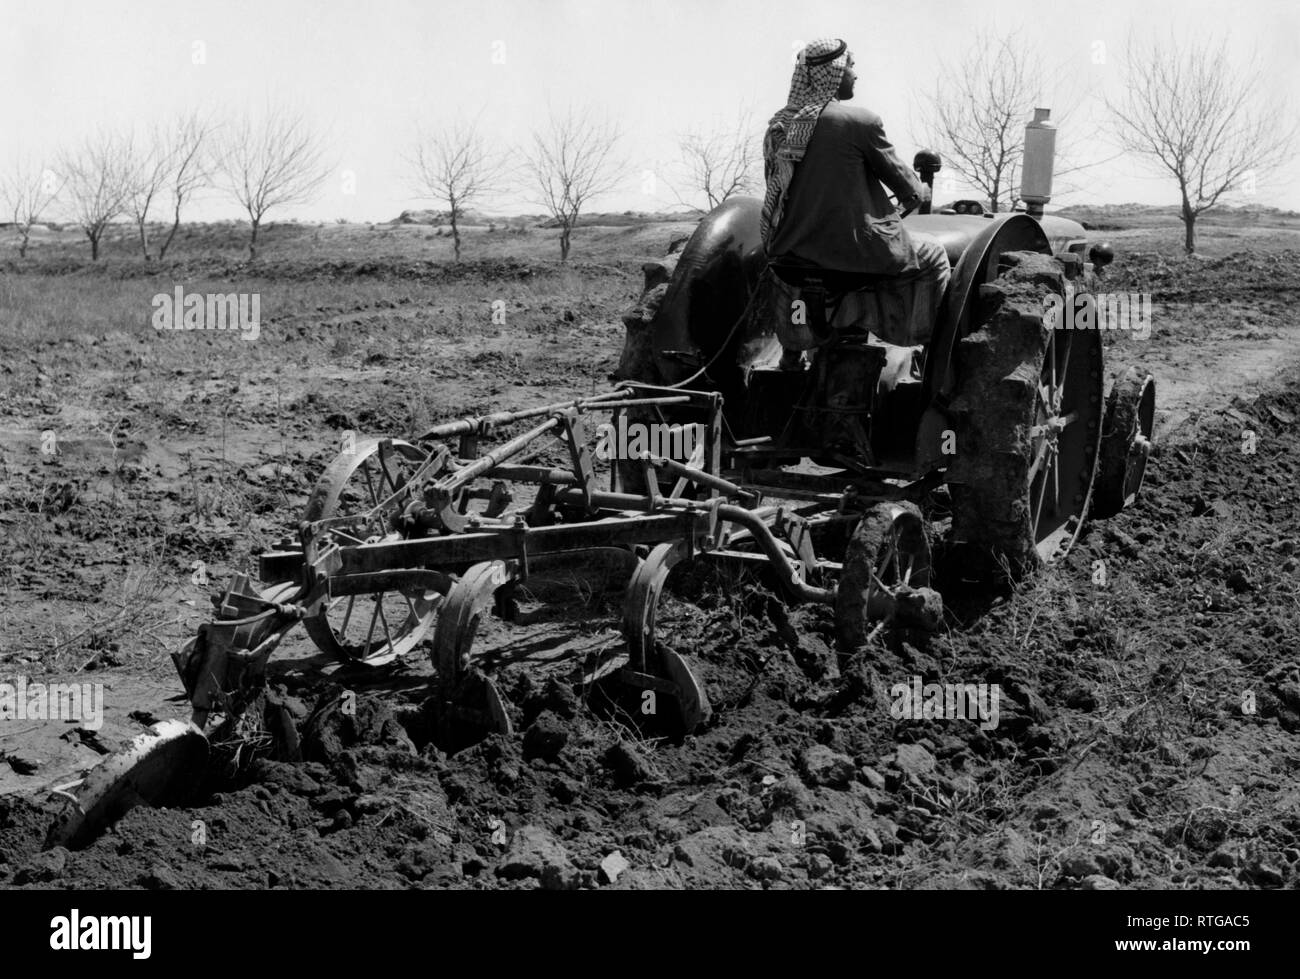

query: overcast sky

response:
[4,0,1298,221]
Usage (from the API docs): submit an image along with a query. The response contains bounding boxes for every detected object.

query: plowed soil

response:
[2,227,1298,889]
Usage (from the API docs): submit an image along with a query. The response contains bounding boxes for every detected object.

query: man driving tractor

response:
[762,37,951,358]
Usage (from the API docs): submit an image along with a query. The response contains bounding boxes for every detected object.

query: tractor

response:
[614,108,1156,622]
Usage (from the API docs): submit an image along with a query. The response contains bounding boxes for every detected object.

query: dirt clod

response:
[522,711,569,763]
[599,850,629,885]
[799,746,856,788]
[602,741,655,788]
[892,744,937,777]
[496,825,580,890]
[15,846,67,884]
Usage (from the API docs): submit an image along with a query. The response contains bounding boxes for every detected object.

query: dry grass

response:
[1,216,697,266]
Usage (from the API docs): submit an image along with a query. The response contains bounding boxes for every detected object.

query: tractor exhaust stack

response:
[1020,107,1057,218]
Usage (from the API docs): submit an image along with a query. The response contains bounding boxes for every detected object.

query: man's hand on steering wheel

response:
[895,184,930,218]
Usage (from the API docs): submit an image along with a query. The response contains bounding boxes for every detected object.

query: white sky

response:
[3,0,1298,221]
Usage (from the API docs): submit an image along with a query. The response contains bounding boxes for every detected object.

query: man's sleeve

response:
[858,114,923,203]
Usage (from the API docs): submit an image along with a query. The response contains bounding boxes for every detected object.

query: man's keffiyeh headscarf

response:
[761,37,850,247]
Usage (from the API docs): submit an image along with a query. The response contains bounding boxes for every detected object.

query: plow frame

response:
[176,383,939,739]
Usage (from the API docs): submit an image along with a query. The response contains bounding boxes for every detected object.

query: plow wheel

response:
[303,437,443,666]
[618,541,712,733]
[835,502,936,651]
[947,252,1104,576]
[1090,366,1156,519]
[430,561,518,746]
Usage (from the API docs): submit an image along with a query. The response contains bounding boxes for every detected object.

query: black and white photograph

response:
[0,0,1296,938]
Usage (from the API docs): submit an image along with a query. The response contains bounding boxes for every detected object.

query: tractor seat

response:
[767,257,931,349]
[768,260,898,295]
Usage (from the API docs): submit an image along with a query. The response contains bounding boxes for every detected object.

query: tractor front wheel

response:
[1090,366,1156,519]
[835,501,935,650]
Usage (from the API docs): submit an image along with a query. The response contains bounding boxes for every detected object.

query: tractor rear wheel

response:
[946,252,1104,577]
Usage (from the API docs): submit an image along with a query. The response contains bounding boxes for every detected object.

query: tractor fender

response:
[649,196,774,388]
[915,213,1050,468]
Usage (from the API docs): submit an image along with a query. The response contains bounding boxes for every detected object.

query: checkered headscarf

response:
[761,38,850,247]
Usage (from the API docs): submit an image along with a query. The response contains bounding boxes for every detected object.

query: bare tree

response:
[1108,34,1297,255]
[916,32,1088,212]
[2,156,62,257]
[408,119,505,261]
[158,112,215,261]
[60,131,136,261]
[218,106,330,260]
[673,110,760,211]
[523,107,623,262]
[127,127,172,261]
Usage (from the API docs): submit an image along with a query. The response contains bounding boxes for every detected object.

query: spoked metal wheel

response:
[302,437,443,666]
[1029,319,1104,562]
[947,252,1103,576]
[835,502,933,650]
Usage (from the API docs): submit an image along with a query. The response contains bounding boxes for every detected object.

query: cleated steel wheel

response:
[947,252,1104,575]
[835,501,933,650]
[302,437,443,666]
[1091,366,1156,519]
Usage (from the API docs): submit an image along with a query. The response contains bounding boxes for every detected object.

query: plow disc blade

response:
[658,645,712,733]
[435,669,515,754]
[45,719,208,850]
